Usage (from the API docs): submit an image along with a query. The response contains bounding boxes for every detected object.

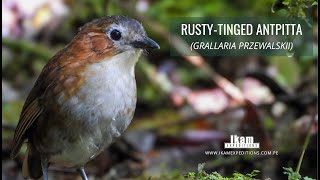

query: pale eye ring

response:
[110,29,121,41]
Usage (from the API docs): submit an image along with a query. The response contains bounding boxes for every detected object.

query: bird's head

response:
[70,16,160,61]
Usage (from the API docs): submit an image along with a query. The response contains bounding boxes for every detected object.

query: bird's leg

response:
[77,167,88,180]
[40,158,49,180]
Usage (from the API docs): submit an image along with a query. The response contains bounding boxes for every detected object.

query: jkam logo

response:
[224,135,260,149]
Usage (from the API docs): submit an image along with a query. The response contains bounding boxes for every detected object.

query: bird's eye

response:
[110,29,122,41]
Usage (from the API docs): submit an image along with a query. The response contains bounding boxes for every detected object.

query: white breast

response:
[52,50,141,167]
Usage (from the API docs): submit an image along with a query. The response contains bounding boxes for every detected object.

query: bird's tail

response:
[22,145,43,179]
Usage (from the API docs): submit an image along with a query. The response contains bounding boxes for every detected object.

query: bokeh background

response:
[2,0,318,179]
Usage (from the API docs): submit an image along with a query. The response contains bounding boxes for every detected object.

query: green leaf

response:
[303,177,316,180]
[283,167,302,180]
[303,176,316,180]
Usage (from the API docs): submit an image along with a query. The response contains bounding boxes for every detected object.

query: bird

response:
[10,15,160,180]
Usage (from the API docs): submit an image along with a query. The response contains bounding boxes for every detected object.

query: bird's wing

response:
[10,52,63,158]
[10,98,43,158]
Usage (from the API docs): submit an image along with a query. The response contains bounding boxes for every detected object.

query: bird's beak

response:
[131,36,160,49]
